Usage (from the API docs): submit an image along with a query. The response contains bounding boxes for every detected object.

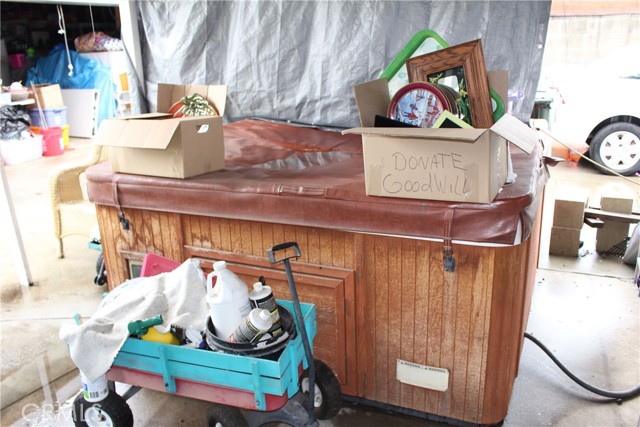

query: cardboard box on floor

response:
[549,226,582,257]
[553,187,590,229]
[95,83,227,179]
[30,84,64,108]
[343,78,539,203]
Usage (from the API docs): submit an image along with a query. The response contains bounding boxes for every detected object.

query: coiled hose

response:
[524,332,640,402]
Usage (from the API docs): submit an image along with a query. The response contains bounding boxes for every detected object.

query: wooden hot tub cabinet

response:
[87,119,547,425]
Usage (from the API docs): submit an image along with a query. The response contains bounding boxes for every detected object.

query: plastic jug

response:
[206,261,252,339]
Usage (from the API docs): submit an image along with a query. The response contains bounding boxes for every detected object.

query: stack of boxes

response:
[28,84,69,149]
[549,188,590,256]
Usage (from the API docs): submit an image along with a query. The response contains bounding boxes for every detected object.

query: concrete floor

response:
[1,139,639,426]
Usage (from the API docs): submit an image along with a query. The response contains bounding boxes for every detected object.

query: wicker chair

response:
[48,143,109,258]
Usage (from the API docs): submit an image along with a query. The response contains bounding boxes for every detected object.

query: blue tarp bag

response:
[26,45,116,127]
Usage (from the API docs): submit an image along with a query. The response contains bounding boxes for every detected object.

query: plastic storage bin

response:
[28,107,68,128]
[0,135,43,165]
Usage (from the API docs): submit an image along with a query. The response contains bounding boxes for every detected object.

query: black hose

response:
[524,332,640,401]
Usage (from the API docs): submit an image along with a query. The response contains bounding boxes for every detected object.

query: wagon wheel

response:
[300,359,342,420]
[72,392,133,427]
[207,403,248,427]
[94,252,107,286]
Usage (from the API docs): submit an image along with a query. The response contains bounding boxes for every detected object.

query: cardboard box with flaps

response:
[343,78,539,203]
[94,83,227,179]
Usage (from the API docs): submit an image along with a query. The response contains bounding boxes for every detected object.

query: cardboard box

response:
[552,188,590,229]
[596,221,631,253]
[549,226,582,257]
[343,78,538,203]
[30,84,64,109]
[596,196,633,253]
[601,196,633,214]
[94,84,227,179]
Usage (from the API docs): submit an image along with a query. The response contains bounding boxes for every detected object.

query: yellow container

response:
[141,327,180,345]
[61,124,69,147]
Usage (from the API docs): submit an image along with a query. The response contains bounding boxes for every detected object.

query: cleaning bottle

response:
[249,281,284,337]
[227,308,273,344]
[206,261,252,339]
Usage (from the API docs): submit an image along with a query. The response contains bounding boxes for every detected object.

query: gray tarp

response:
[137,1,551,127]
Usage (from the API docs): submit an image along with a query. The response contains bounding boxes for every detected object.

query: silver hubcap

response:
[598,130,640,171]
[84,406,114,427]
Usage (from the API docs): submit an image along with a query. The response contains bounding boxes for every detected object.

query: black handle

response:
[267,242,301,264]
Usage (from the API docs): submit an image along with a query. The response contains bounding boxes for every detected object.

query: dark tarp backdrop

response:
[136,1,551,128]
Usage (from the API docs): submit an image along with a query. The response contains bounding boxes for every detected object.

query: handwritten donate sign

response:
[382,152,471,197]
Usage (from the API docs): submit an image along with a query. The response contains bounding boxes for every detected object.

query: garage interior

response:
[1,1,639,427]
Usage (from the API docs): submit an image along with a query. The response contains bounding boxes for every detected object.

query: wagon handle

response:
[267,241,301,264]
[267,242,316,424]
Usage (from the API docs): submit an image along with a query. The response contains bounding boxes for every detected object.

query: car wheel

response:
[589,122,640,176]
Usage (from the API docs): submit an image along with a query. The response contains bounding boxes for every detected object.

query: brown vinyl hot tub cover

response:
[86,118,548,246]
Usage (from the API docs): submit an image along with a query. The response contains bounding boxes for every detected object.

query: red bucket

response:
[41,127,64,157]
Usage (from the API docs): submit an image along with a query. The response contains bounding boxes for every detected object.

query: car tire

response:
[589,122,640,176]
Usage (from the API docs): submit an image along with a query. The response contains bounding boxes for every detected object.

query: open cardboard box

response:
[95,83,227,179]
[29,84,64,108]
[343,78,539,204]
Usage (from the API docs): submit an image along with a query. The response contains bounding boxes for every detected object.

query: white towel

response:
[59,258,208,383]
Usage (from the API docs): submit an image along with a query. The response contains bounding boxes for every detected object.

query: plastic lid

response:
[253,282,264,291]
[213,260,227,271]
[258,309,271,321]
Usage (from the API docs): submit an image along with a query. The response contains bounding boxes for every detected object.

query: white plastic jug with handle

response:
[206,261,252,339]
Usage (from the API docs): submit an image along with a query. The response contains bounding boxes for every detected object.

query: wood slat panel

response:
[436,262,457,417]
[387,238,403,406]
[306,227,321,265]
[464,246,493,420]
[481,241,530,424]
[373,236,389,403]
[425,244,444,413]
[362,234,377,398]
[229,220,242,254]
[353,233,368,397]
[399,239,417,407]
[96,206,122,288]
[219,218,231,250]
[449,249,473,420]
[207,217,221,249]
[167,213,184,262]
[239,221,253,255]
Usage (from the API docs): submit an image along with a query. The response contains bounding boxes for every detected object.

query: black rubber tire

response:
[94,253,107,286]
[300,359,342,420]
[72,392,133,427]
[207,403,248,427]
[589,122,640,176]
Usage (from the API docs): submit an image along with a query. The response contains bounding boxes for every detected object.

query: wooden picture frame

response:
[405,39,494,128]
